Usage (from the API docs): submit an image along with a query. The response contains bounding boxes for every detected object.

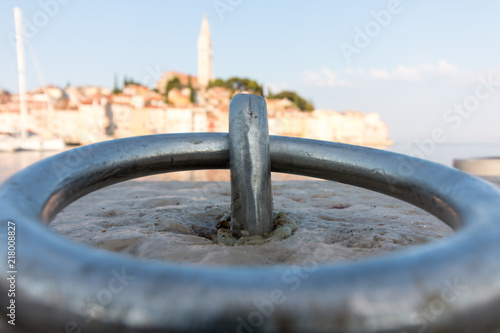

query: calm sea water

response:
[387,142,500,167]
[1,142,499,184]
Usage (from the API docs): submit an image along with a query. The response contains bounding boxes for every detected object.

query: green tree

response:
[188,76,195,103]
[112,74,122,94]
[268,90,314,111]
[208,77,263,96]
[164,77,181,103]
[123,76,141,87]
[208,78,225,88]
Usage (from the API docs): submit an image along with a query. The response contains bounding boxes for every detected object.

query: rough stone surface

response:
[216,212,298,246]
[48,179,461,266]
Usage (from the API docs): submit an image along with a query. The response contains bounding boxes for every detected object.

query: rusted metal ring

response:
[1,133,500,332]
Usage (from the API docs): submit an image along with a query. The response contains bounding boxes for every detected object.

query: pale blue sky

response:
[1,1,499,143]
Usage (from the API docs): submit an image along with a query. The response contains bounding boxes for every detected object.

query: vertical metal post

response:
[14,7,28,140]
[229,93,274,235]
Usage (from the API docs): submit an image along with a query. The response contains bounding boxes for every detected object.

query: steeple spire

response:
[197,15,213,88]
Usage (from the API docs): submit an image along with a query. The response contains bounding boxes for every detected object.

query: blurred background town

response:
[0,14,391,148]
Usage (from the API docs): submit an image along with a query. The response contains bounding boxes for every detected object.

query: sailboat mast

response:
[14,7,28,140]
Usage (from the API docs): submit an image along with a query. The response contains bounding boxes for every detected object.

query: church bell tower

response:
[197,15,213,88]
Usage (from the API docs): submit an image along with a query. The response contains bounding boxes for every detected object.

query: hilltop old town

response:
[0,17,392,147]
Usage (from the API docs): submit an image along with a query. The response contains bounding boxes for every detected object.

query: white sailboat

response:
[0,134,18,152]
[0,7,65,152]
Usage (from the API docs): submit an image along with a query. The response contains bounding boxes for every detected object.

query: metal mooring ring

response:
[2,95,500,333]
[229,94,274,236]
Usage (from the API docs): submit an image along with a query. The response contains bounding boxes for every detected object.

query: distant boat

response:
[3,7,66,153]
[0,134,17,152]
[0,132,65,152]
